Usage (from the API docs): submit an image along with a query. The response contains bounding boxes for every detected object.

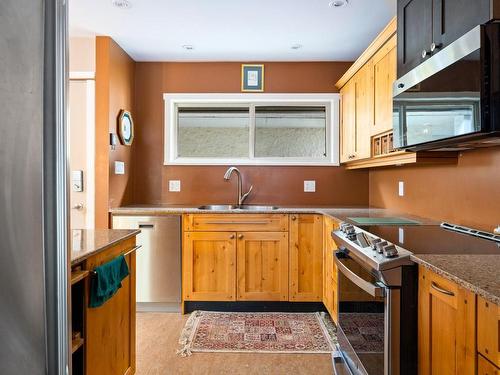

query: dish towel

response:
[89,255,129,308]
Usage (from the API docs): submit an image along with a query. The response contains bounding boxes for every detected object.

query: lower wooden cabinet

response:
[477,296,500,368]
[237,232,289,301]
[478,355,499,375]
[418,267,476,375]
[182,231,237,301]
[323,216,338,323]
[289,214,323,302]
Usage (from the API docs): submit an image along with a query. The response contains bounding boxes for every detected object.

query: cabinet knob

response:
[430,42,442,52]
[421,49,430,59]
[238,234,244,240]
[291,215,297,221]
[229,234,235,239]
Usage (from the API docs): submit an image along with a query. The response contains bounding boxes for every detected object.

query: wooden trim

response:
[335,17,397,89]
[70,270,89,285]
[344,151,458,170]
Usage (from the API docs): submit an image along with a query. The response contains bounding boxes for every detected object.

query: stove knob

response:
[375,241,388,254]
[370,238,382,251]
[383,244,398,258]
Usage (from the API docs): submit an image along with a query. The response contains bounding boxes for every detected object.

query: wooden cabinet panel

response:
[183,213,288,232]
[478,355,499,375]
[354,63,373,160]
[237,232,288,301]
[183,231,236,301]
[372,35,397,135]
[418,267,476,375]
[340,80,356,163]
[85,237,136,375]
[289,214,323,302]
[323,216,338,323]
[477,296,500,367]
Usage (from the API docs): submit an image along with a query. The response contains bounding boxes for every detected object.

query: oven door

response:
[334,250,388,375]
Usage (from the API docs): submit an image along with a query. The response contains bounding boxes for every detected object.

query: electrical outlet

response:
[398,181,404,197]
[169,180,181,192]
[114,161,125,175]
[304,180,316,193]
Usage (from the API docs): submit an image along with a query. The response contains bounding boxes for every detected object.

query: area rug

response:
[177,311,337,357]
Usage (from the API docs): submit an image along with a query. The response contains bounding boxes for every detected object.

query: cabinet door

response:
[372,35,397,135]
[289,214,323,302]
[397,0,433,77]
[340,80,356,163]
[323,216,338,323]
[85,237,136,375]
[183,232,236,301]
[432,0,490,52]
[418,267,476,375]
[477,296,500,368]
[354,63,373,160]
[478,355,499,375]
[237,232,288,301]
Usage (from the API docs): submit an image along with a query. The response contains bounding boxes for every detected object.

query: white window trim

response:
[163,93,340,166]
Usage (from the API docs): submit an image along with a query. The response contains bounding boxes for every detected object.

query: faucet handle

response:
[241,185,253,203]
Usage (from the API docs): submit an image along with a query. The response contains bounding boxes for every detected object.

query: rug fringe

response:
[176,310,202,357]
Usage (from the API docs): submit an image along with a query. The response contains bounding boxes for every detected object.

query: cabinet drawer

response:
[183,214,288,232]
[478,354,499,375]
[478,296,500,367]
[420,267,459,309]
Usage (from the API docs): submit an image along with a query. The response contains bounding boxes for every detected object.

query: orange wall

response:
[132,62,370,206]
[95,37,135,228]
[369,147,500,231]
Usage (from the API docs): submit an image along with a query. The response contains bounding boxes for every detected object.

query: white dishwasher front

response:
[112,215,181,312]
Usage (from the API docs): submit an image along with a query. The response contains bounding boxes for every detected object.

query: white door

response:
[69,79,95,229]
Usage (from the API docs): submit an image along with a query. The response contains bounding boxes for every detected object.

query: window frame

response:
[163,93,340,166]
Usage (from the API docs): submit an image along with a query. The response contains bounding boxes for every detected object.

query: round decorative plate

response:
[118,110,134,146]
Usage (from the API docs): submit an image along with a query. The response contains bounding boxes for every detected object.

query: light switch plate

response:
[304,180,316,193]
[114,161,125,175]
[398,181,404,197]
[71,170,83,192]
[169,180,181,192]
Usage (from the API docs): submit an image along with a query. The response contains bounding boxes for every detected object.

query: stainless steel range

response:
[331,222,418,375]
[331,221,500,375]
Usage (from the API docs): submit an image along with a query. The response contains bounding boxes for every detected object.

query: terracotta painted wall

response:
[133,62,370,206]
[95,37,135,228]
[369,147,500,231]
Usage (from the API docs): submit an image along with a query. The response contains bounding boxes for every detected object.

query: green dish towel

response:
[89,255,129,308]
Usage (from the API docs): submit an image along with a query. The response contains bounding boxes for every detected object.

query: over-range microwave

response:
[393,23,500,151]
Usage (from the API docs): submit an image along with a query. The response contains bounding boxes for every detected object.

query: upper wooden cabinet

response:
[289,214,323,302]
[418,267,476,375]
[237,231,289,301]
[397,0,492,77]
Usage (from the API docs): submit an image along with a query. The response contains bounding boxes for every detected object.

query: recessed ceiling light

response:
[291,44,303,50]
[182,45,194,51]
[111,0,132,9]
[329,0,349,7]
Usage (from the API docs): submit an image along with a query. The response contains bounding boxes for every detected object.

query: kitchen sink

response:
[197,204,279,211]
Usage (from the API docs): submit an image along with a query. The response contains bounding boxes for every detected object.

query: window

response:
[164,94,339,165]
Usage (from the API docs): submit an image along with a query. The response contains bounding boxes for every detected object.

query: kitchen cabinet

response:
[477,296,500,368]
[322,216,338,323]
[397,0,491,77]
[237,232,289,301]
[182,231,237,301]
[479,355,499,375]
[289,214,324,302]
[372,34,397,135]
[418,267,476,375]
[340,79,356,163]
[85,237,137,375]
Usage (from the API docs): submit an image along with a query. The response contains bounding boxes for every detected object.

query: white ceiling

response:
[69,0,396,62]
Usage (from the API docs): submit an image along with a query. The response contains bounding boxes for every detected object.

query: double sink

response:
[198,204,279,211]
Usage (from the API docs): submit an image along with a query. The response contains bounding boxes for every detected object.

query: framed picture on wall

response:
[241,64,264,92]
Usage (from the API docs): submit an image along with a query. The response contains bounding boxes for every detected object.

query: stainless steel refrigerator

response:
[0,0,69,374]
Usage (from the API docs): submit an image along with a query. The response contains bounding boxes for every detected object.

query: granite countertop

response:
[71,229,141,265]
[411,254,500,305]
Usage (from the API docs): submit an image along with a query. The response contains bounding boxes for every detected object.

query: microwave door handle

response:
[334,252,386,298]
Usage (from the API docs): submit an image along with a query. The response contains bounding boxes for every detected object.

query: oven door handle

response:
[332,349,354,375]
[334,252,386,298]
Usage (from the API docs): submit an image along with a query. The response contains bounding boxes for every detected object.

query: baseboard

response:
[137,302,181,313]
[183,301,327,314]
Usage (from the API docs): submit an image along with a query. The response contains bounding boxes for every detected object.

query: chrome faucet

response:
[223,167,253,206]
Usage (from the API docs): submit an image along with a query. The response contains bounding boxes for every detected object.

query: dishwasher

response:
[112,215,181,312]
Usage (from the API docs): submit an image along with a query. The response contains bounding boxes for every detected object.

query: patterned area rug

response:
[339,313,384,353]
[177,311,337,356]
